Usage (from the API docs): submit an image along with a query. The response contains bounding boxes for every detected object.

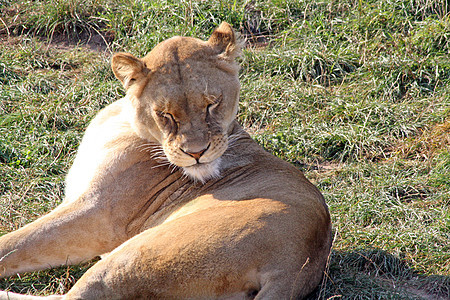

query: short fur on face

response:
[112,22,241,182]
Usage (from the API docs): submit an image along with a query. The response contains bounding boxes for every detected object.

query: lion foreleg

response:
[0,201,124,278]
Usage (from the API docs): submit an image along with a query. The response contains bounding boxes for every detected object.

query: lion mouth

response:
[182,158,222,183]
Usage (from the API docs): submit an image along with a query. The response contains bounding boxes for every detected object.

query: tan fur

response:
[0,23,332,300]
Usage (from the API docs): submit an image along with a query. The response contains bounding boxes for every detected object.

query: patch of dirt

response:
[403,286,443,300]
[47,30,113,53]
[300,161,343,173]
[375,276,449,300]
[1,30,112,52]
[0,2,114,53]
[297,161,344,184]
[401,278,450,300]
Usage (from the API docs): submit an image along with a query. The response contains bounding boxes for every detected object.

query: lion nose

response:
[181,144,209,161]
[183,148,207,160]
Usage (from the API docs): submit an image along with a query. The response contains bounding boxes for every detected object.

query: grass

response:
[1,0,449,298]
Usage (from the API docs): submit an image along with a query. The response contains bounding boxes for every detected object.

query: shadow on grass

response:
[307,249,450,300]
[0,250,448,299]
[0,258,98,296]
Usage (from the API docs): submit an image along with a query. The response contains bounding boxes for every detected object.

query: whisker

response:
[150,156,169,163]
[181,173,189,181]
[149,152,166,158]
[138,145,165,155]
[148,150,165,155]
[149,149,165,154]
[138,143,162,149]
[137,144,167,162]
[170,164,179,174]
[221,152,237,158]
[137,143,158,149]
[227,132,247,144]
[151,162,172,169]
[151,157,168,163]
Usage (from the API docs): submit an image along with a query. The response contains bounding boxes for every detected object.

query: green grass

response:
[1,0,449,298]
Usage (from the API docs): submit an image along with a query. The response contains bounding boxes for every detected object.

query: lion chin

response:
[182,158,222,183]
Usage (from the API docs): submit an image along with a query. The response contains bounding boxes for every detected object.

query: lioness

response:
[0,23,331,299]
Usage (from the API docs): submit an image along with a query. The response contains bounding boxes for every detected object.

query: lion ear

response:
[112,53,148,90]
[208,22,241,59]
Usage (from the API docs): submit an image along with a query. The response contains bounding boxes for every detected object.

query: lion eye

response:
[207,103,218,114]
[206,96,222,115]
[156,111,172,119]
[156,111,177,132]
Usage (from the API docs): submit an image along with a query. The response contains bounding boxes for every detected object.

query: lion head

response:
[111,23,241,183]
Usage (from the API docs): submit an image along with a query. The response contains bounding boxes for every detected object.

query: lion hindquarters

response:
[64,207,264,299]
[63,200,330,299]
